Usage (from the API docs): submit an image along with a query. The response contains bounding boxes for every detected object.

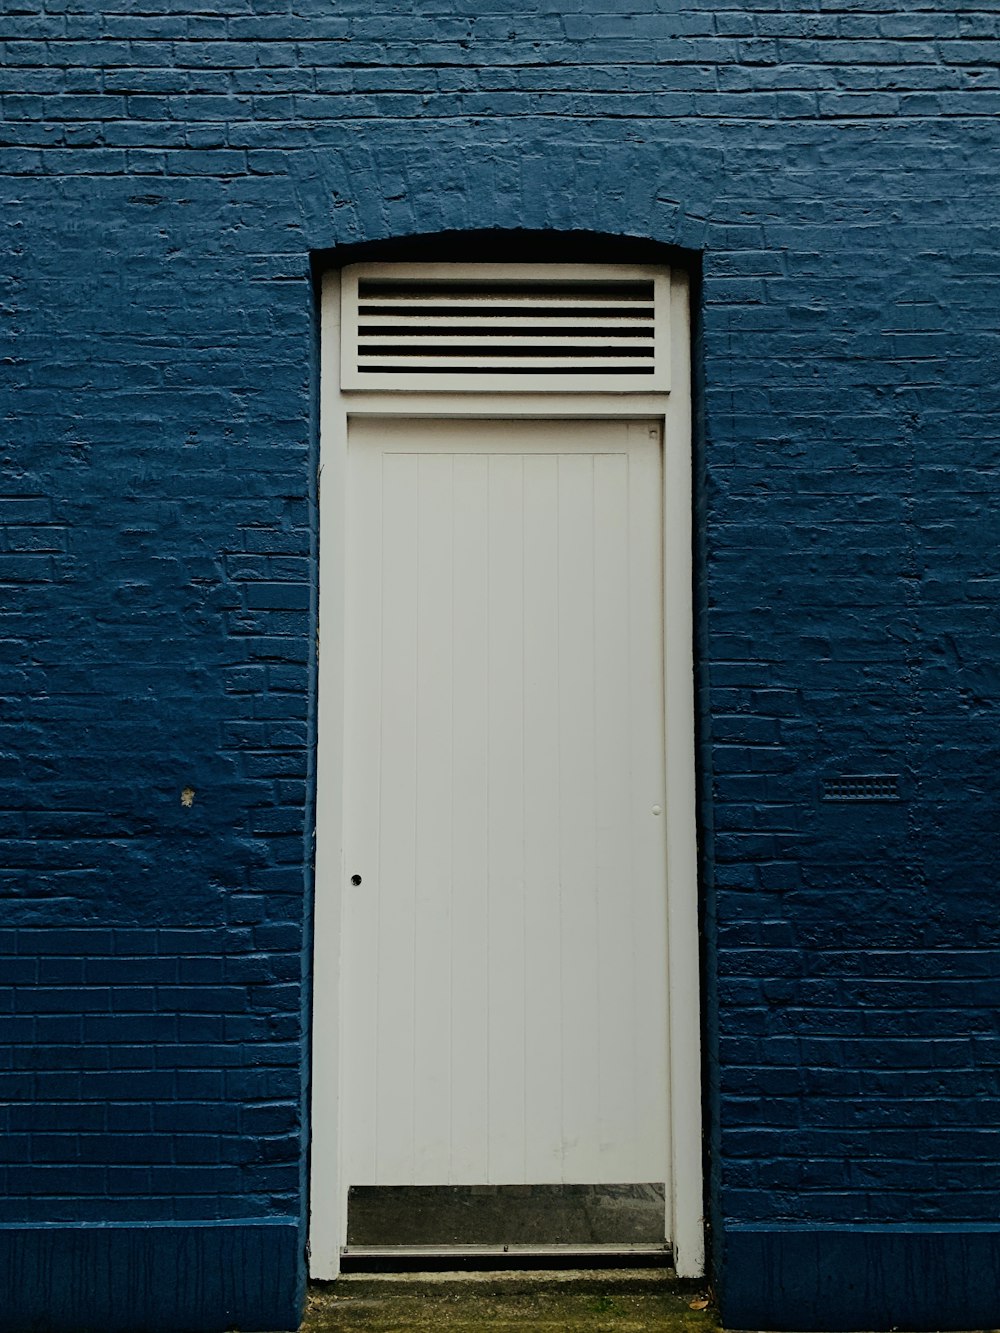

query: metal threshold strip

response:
[340,1243,672,1273]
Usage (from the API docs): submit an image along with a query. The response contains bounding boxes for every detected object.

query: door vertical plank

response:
[626,424,671,1181]
[373,450,420,1182]
[592,449,640,1176]
[412,453,455,1181]
[556,451,601,1180]
[449,452,491,1183]
[341,433,384,1186]
[522,451,565,1181]
[485,452,527,1181]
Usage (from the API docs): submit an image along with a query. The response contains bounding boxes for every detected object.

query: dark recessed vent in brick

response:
[340,263,670,392]
[355,277,654,373]
[822,774,901,802]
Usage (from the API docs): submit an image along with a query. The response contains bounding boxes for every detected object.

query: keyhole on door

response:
[351,874,362,886]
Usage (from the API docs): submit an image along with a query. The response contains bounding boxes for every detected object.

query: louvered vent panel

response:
[341,265,670,392]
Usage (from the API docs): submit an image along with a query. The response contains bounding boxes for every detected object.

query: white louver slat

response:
[340,263,671,392]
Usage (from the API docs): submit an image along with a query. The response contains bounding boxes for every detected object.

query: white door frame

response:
[310,266,703,1279]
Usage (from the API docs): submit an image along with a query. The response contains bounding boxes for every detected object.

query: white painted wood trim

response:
[661,272,705,1278]
[310,279,348,1279]
[311,265,702,1279]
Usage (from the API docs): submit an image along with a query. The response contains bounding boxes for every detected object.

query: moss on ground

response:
[302,1270,720,1332]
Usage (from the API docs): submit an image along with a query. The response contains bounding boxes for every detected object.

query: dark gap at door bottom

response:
[345,1182,668,1251]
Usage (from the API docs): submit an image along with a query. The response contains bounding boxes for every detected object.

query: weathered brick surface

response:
[2,0,1000,1266]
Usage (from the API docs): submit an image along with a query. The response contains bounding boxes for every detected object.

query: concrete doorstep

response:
[301,1269,719,1331]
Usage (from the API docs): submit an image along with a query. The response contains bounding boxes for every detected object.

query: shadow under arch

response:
[311,227,698,279]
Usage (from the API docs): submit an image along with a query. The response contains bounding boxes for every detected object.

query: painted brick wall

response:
[2,0,1000,1327]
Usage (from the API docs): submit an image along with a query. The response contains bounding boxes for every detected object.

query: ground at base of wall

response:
[301,1269,717,1332]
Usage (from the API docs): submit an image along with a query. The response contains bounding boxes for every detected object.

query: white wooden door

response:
[340,416,670,1204]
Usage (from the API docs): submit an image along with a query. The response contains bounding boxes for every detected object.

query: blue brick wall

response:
[3,0,1000,1328]
[0,928,302,1222]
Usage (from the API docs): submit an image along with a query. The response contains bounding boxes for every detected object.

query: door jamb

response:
[310,267,702,1279]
